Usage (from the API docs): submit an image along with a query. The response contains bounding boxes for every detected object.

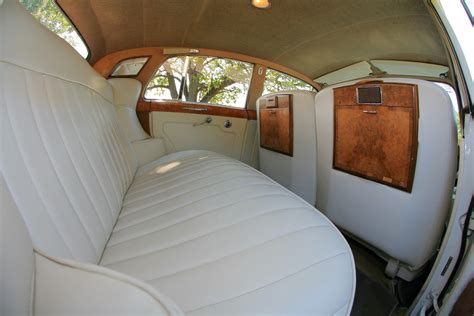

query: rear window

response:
[110,57,149,77]
[263,68,315,95]
[145,56,253,108]
[20,0,89,59]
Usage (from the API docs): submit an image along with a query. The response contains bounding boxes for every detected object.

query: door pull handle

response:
[362,110,377,114]
[183,107,208,112]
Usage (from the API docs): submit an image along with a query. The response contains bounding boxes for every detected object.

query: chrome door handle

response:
[193,117,212,126]
[362,110,377,114]
[183,107,208,112]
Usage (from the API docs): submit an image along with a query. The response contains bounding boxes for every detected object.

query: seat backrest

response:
[0,0,137,263]
[257,91,317,205]
[315,78,457,274]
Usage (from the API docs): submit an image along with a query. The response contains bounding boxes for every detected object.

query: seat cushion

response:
[100,151,355,315]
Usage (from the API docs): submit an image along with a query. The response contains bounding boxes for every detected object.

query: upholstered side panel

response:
[108,78,150,143]
[151,112,248,160]
[240,120,259,169]
[0,0,137,262]
[108,78,167,167]
[315,78,457,270]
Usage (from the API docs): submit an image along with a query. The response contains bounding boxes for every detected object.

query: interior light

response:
[251,0,271,9]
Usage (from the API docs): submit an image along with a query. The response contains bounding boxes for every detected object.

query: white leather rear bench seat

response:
[102,150,355,314]
[0,0,355,314]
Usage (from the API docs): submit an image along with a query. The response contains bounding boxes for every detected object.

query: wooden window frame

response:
[94,47,319,133]
[109,56,151,78]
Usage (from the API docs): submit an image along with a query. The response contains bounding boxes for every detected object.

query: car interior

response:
[1,0,473,315]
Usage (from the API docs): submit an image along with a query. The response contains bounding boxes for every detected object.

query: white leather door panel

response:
[150,112,250,160]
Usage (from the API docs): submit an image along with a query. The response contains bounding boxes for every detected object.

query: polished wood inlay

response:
[333,83,419,192]
[247,110,257,120]
[95,47,317,133]
[259,94,293,156]
[149,101,252,119]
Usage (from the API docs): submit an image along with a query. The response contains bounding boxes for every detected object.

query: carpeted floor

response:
[347,238,400,316]
[351,269,399,316]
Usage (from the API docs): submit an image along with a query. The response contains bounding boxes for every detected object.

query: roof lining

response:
[56,0,449,78]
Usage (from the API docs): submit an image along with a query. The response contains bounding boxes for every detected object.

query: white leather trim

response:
[0,174,34,316]
[101,150,356,315]
[132,137,167,167]
[151,112,248,160]
[109,78,150,143]
[0,0,113,103]
[1,0,138,263]
[109,78,142,110]
[34,250,183,316]
[240,120,259,169]
[1,2,356,313]
[315,78,458,271]
[257,91,317,205]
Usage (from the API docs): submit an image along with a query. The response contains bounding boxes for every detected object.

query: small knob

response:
[224,120,232,128]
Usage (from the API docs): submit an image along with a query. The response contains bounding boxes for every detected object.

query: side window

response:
[110,57,149,77]
[145,56,253,108]
[145,57,186,101]
[182,57,253,108]
[263,68,315,95]
[20,0,89,59]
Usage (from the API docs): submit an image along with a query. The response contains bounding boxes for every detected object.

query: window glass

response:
[263,69,315,95]
[20,0,89,59]
[145,56,253,108]
[110,57,149,77]
[145,57,186,100]
[182,57,253,108]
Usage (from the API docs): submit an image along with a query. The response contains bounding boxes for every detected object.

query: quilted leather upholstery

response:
[101,150,355,314]
[1,0,355,314]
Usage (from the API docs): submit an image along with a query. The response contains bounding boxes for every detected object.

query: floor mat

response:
[351,268,398,315]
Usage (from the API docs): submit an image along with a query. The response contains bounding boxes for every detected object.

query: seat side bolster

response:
[109,78,150,142]
[0,174,35,316]
[34,250,184,316]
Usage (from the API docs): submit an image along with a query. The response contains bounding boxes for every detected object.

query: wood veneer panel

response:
[94,48,320,91]
[333,83,418,192]
[149,101,250,119]
[247,110,257,120]
[259,94,293,156]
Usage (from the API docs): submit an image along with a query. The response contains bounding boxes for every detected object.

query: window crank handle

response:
[193,117,213,126]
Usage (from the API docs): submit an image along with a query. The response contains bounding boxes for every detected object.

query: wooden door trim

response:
[139,100,257,120]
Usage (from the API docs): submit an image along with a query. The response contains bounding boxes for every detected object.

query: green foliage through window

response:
[145,56,253,108]
[20,0,89,58]
[263,68,315,95]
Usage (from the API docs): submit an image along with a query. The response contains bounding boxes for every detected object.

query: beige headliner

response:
[57,0,448,79]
